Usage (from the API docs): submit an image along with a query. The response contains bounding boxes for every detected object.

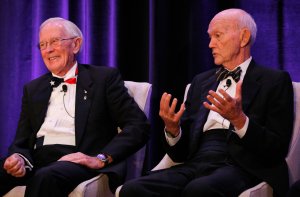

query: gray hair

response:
[217,9,257,46]
[40,17,83,47]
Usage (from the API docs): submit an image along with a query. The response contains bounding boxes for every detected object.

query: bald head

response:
[211,8,257,46]
[207,8,256,69]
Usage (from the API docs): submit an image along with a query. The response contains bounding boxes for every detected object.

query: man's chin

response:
[214,61,222,66]
[46,65,62,75]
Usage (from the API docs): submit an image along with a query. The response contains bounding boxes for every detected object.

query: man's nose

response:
[208,39,215,48]
[44,44,55,52]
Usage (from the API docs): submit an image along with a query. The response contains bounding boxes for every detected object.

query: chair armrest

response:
[238,182,273,197]
[69,174,114,197]
[3,186,26,197]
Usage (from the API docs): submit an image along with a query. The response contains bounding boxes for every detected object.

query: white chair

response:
[116,82,300,197]
[4,81,152,197]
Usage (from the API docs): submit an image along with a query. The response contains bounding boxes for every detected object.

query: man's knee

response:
[182,179,219,197]
[120,179,146,197]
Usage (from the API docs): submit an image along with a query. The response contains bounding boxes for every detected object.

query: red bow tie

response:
[64,77,76,84]
[50,67,78,87]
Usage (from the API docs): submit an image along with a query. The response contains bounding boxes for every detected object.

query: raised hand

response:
[159,92,185,137]
[203,81,246,129]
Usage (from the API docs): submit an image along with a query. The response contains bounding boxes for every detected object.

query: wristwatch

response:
[96,153,109,166]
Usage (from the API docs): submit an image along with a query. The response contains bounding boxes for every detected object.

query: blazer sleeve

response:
[8,85,35,164]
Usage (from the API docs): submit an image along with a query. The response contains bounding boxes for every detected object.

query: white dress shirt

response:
[36,62,78,147]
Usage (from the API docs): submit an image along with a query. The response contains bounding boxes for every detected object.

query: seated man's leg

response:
[182,165,260,197]
[25,161,99,197]
[120,163,195,197]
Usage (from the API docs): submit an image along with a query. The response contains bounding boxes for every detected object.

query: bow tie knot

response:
[50,76,77,88]
[216,67,242,82]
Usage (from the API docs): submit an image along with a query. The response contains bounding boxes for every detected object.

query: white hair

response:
[40,17,83,48]
[216,9,257,46]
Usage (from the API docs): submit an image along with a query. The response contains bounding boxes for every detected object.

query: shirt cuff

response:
[233,116,249,138]
[17,153,33,171]
[164,128,182,146]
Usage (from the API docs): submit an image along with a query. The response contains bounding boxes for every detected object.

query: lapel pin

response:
[83,90,88,100]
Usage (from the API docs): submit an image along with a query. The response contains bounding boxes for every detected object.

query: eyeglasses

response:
[38,37,77,50]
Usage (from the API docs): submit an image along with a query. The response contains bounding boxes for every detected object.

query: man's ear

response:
[72,37,82,54]
[240,28,251,47]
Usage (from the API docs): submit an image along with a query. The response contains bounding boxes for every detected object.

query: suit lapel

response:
[75,64,93,146]
[33,74,53,131]
[198,74,218,127]
[241,61,261,112]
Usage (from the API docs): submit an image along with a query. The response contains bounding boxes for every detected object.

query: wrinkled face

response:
[207,17,242,69]
[39,23,78,76]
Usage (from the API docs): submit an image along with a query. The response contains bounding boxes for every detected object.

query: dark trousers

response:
[120,130,260,197]
[0,145,99,197]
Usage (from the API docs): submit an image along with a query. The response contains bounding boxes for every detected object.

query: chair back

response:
[123,81,152,180]
[286,82,300,185]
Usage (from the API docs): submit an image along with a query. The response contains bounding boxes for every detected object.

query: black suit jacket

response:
[8,64,150,189]
[167,60,294,196]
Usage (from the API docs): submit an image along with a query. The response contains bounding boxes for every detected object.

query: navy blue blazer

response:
[8,64,150,189]
[167,60,294,197]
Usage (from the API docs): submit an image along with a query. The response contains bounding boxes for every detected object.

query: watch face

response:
[97,154,108,162]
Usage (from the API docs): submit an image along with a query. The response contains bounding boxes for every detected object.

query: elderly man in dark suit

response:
[120,8,293,197]
[0,17,150,197]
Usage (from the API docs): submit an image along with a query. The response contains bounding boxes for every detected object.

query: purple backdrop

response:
[0,0,299,173]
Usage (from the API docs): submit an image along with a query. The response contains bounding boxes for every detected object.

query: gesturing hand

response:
[4,153,26,177]
[159,92,185,137]
[203,81,246,129]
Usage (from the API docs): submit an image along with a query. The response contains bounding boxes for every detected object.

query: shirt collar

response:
[238,56,252,81]
[52,62,78,80]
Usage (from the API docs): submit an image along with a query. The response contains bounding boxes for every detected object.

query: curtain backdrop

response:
[1,0,299,176]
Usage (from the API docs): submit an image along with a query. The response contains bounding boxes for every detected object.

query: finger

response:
[176,103,185,118]
[208,90,226,105]
[159,92,168,110]
[59,152,84,163]
[203,102,221,114]
[218,89,233,102]
[4,156,17,170]
[160,93,172,114]
[206,95,223,109]
[7,160,23,174]
[14,167,26,177]
[3,159,12,170]
[58,153,76,161]
[66,153,88,165]
[4,155,22,172]
[169,98,178,114]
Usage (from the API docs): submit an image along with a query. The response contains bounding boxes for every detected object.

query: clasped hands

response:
[159,81,246,138]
